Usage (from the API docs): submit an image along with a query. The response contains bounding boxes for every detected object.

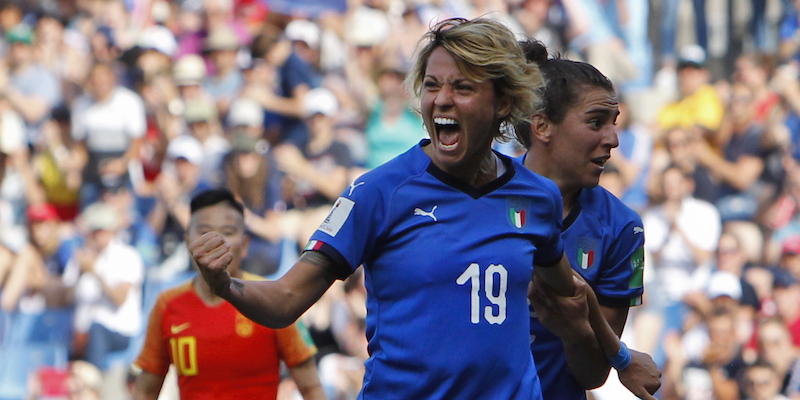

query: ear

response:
[240,234,250,259]
[496,94,513,121]
[530,114,553,143]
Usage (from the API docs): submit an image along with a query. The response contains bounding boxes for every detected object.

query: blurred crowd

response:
[0,0,799,399]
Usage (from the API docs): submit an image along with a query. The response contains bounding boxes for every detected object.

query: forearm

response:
[709,367,739,400]
[5,88,50,123]
[585,280,623,358]
[535,255,575,297]
[219,252,337,329]
[132,371,165,400]
[561,319,612,389]
[290,358,327,400]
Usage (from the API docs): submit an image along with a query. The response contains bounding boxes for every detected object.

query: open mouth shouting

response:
[434,117,460,151]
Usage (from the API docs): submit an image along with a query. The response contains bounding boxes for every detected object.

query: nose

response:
[434,85,454,107]
[604,125,619,149]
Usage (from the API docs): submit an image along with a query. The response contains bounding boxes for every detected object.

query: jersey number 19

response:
[456,263,507,324]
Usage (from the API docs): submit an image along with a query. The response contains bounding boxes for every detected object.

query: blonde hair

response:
[406,18,544,139]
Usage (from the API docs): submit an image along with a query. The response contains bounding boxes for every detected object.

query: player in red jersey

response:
[132,189,325,400]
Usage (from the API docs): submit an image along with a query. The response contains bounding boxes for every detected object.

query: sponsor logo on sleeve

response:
[319,197,355,237]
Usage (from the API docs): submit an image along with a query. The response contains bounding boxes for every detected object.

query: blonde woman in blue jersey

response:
[190,18,622,400]
[516,39,662,400]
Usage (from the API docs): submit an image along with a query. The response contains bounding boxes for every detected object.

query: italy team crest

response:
[506,197,530,229]
[576,238,598,270]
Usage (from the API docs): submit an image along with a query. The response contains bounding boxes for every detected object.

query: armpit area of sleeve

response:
[302,241,353,280]
[535,242,565,268]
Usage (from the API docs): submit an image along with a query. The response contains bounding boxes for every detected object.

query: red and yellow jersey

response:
[134,273,317,400]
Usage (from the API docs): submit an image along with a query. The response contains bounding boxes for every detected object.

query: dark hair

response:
[515,39,615,148]
[190,189,244,216]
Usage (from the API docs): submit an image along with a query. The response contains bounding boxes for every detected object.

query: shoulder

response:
[582,186,642,228]
[509,156,561,200]
[155,281,194,309]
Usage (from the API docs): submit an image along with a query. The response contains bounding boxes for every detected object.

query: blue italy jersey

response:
[527,177,645,400]
[307,140,565,400]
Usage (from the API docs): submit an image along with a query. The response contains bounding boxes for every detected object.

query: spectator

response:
[63,201,145,370]
[0,203,79,312]
[772,269,800,347]
[608,97,653,211]
[693,82,767,222]
[361,60,427,170]
[222,133,284,276]
[643,165,722,334]
[202,26,243,116]
[740,361,792,400]
[71,61,146,206]
[275,87,352,247]
[0,23,63,145]
[757,318,800,398]
[182,98,228,186]
[657,45,724,141]
[246,23,319,147]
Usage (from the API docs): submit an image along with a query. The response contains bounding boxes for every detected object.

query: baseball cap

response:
[203,27,240,52]
[183,99,217,124]
[230,133,258,153]
[285,19,320,49]
[773,268,798,289]
[303,87,338,118]
[345,7,389,47]
[677,44,706,70]
[138,25,177,57]
[706,271,742,301]
[227,98,263,128]
[782,236,800,256]
[81,202,120,231]
[166,135,204,165]
[27,203,59,223]
[7,23,33,45]
[173,55,207,86]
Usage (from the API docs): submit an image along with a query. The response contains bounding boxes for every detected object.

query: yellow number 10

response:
[170,336,198,376]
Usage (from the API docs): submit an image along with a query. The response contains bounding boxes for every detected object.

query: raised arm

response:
[190,232,340,329]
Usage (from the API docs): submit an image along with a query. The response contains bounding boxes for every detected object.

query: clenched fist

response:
[189,232,234,297]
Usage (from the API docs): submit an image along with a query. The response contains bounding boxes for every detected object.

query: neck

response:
[524,149,581,217]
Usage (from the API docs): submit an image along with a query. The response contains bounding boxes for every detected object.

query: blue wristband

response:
[608,341,632,370]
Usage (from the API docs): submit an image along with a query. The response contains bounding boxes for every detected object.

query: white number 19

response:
[456,263,507,325]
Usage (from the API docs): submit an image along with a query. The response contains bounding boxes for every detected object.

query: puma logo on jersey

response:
[348,182,365,196]
[171,322,191,334]
[633,227,644,234]
[414,206,437,222]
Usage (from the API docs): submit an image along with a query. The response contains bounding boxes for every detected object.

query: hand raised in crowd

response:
[273,144,310,177]
[189,232,234,297]
[618,349,662,400]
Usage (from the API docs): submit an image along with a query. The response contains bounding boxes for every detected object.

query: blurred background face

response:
[734,56,768,89]
[678,67,709,97]
[717,234,747,275]
[29,220,59,249]
[89,228,115,250]
[88,64,116,101]
[186,203,248,273]
[728,84,755,126]
[174,158,200,184]
[234,152,261,179]
[662,167,691,202]
[8,42,33,67]
[666,128,695,167]
[742,366,781,400]
[708,313,736,347]
[758,321,793,366]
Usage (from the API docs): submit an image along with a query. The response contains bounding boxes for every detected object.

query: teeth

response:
[441,143,457,150]
[434,117,458,125]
